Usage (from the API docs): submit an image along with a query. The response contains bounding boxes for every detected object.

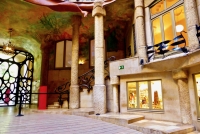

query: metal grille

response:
[0,48,34,106]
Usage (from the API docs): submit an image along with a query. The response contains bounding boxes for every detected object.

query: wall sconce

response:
[79,59,84,65]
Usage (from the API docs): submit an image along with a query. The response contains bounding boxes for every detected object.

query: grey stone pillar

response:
[69,15,81,109]
[172,69,192,124]
[135,0,148,63]
[145,7,154,62]
[184,0,199,51]
[92,0,107,114]
[110,76,120,113]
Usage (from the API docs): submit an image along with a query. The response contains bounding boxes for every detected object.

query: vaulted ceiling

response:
[0,0,134,49]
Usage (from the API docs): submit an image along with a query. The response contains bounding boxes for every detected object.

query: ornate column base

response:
[93,85,106,114]
[69,85,80,109]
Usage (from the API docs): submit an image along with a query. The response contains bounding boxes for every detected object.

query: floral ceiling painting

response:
[0,0,134,76]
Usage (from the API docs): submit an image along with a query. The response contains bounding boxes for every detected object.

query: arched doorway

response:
[0,48,34,106]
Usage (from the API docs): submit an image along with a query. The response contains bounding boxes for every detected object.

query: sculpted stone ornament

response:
[24,0,115,17]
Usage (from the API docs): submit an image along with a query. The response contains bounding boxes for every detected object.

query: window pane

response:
[55,41,64,68]
[151,80,163,109]
[174,5,188,47]
[151,0,164,15]
[152,18,162,44]
[194,74,200,118]
[163,12,174,50]
[128,82,137,108]
[65,41,72,67]
[166,0,179,8]
[139,81,149,109]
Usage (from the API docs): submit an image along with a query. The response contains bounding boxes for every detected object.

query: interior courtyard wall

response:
[188,65,200,130]
[120,72,182,123]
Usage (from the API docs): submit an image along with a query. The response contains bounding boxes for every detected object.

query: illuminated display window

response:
[127,80,163,110]
[194,74,200,119]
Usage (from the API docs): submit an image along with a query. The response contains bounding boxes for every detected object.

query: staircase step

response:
[47,105,60,109]
[53,102,60,106]
[127,119,195,134]
[88,113,144,127]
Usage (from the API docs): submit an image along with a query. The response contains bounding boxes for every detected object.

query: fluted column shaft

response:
[172,69,192,124]
[134,0,147,63]
[184,0,199,51]
[69,15,81,109]
[92,1,107,114]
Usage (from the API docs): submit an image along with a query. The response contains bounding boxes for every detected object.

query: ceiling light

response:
[2,28,15,55]
[176,25,184,33]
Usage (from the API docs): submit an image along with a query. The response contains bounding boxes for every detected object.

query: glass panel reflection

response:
[151,80,163,109]
[152,18,162,45]
[128,82,137,108]
[174,5,188,47]
[163,12,174,50]
[151,0,164,15]
[166,0,179,8]
[139,81,149,109]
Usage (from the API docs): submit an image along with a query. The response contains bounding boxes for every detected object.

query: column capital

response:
[71,15,81,27]
[110,76,120,85]
[172,69,188,80]
[92,1,106,17]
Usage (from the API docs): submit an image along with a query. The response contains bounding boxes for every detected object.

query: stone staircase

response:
[47,101,69,109]
[31,108,198,134]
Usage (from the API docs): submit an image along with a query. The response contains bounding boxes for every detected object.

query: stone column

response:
[92,0,107,114]
[172,69,192,124]
[110,76,120,113]
[134,0,148,63]
[69,15,81,109]
[184,0,199,51]
[145,7,154,62]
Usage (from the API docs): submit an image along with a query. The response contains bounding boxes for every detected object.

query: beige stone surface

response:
[71,15,81,85]
[106,79,113,112]
[134,0,148,64]
[177,79,192,124]
[93,85,106,114]
[184,0,199,51]
[144,0,154,7]
[110,49,200,77]
[113,85,119,113]
[69,85,80,109]
[80,88,93,108]
[110,76,119,85]
[172,69,188,80]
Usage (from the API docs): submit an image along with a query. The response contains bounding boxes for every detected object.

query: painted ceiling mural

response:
[0,0,134,77]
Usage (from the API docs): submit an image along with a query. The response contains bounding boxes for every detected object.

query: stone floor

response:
[0,105,200,134]
[0,106,142,134]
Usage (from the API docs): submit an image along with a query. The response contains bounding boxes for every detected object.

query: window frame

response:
[150,0,184,43]
[127,79,164,112]
[54,39,72,70]
[193,73,200,119]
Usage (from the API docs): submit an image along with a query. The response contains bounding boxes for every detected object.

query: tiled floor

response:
[0,107,143,134]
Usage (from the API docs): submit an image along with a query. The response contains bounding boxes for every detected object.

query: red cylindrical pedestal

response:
[38,86,47,110]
